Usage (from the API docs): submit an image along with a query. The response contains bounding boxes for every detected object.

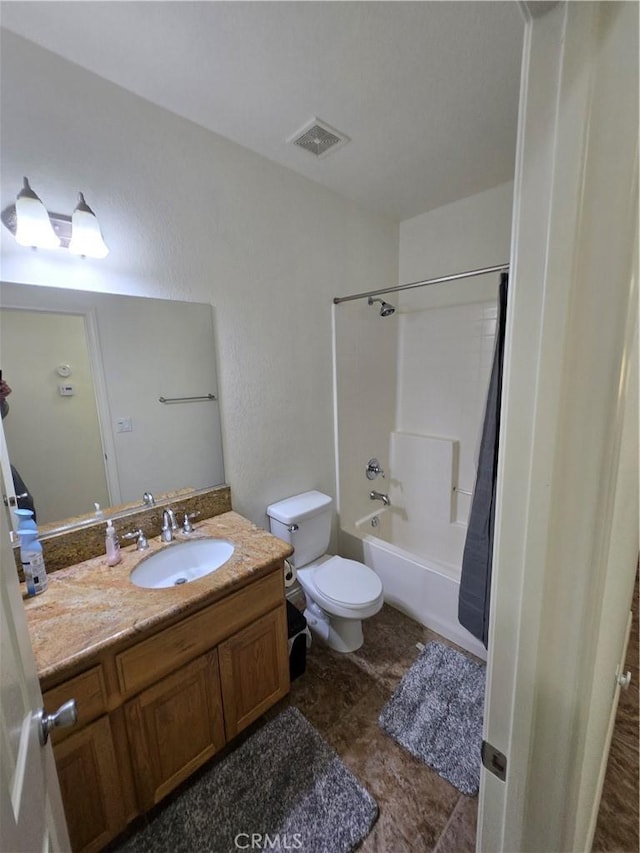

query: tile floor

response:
[280,593,640,853]
[113,594,638,853]
[269,602,479,852]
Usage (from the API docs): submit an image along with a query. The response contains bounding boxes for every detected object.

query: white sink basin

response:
[130,538,235,589]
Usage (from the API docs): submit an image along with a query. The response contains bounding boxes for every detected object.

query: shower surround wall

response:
[337,182,513,656]
[333,299,398,528]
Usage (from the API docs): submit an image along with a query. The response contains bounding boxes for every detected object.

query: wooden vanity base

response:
[41,566,290,853]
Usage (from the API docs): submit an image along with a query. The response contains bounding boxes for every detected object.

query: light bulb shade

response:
[68,192,109,258]
[14,177,60,249]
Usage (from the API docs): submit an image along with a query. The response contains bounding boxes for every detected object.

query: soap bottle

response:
[15,508,36,530]
[18,530,48,596]
[105,520,121,566]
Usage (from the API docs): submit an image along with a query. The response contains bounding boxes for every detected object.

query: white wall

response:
[0,31,398,529]
[399,181,513,287]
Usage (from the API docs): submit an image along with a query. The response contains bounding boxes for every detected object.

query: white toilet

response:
[267,490,384,653]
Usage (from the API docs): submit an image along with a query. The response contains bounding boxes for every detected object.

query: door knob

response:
[616,670,632,690]
[3,492,28,506]
[37,699,78,746]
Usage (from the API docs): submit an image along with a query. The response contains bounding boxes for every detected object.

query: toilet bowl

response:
[267,491,384,653]
[297,555,383,652]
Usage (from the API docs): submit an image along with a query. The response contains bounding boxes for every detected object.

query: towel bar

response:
[158,393,217,404]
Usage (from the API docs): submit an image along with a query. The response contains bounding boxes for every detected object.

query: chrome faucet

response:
[161,508,178,542]
[123,528,149,550]
[142,491,155,507]
[370,490,391,506]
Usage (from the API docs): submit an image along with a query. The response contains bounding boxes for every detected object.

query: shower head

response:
[367,296,396,317]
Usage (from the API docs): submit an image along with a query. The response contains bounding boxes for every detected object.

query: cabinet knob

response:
[37,698,78,746]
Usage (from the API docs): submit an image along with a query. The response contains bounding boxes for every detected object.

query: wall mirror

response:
[0,282,225,534]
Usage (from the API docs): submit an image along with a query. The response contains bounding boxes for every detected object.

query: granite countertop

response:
[23,511,293,685]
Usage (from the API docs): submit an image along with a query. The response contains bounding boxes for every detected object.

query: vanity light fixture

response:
[68,192,109,259]
[1,177,109,258]
[13,177,60,249]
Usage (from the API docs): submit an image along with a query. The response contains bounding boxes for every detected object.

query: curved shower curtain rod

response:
[333,262,509,306]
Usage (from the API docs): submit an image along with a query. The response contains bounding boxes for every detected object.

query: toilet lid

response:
[314,557,382,606]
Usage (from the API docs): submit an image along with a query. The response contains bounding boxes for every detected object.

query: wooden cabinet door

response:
[219,604,289,740]
[124,648,225,811]
[53,715,125,853]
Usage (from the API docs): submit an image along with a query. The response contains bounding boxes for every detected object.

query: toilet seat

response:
[313,556,382,607]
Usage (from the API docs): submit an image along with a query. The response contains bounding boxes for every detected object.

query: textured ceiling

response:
[0,1,524,221]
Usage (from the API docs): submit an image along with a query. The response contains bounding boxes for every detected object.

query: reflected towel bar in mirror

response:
[158,394,217,404]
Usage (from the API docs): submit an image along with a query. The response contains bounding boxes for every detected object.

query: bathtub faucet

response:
[370,490,391,507]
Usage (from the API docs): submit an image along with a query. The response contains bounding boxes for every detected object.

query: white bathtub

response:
[354,510,487,660]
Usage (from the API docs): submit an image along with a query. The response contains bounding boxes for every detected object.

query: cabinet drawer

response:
[115,569,283,696]
[43,665,107,744]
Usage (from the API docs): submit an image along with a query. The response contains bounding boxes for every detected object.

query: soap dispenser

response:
[15,508,37,531]
[105,520,121,566]
[18,529,48,596]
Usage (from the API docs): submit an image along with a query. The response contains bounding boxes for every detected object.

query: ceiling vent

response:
[288,118,350,159]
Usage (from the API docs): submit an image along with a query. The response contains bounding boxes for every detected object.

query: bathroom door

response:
[0,408,18,531]
[481,2,638,852]
[0,505,70,852]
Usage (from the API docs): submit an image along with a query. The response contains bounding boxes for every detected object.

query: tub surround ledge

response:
[23,510,292,687]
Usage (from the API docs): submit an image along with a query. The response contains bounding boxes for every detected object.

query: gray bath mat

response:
[117,706,378,853]
[378,640,485,795]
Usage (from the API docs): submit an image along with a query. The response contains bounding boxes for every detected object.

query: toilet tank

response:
[266,490,333,569]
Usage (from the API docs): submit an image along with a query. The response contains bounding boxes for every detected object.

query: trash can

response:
[286,601,309,681]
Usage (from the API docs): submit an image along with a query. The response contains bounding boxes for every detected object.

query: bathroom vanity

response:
[23,512,293,853]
